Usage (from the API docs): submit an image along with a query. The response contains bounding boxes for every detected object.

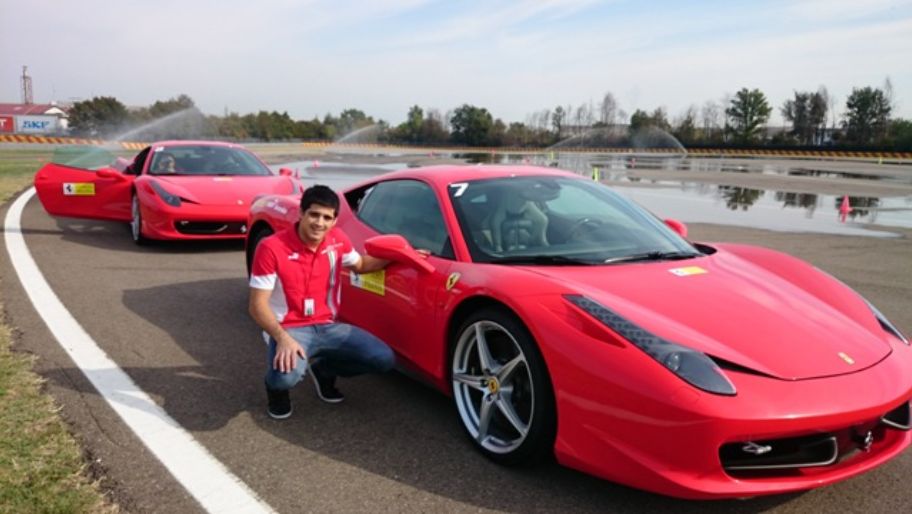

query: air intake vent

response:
[720,434,837,471]
[882,402,911,430]
[175,221,246,235]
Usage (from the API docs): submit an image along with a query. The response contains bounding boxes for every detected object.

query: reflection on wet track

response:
[276,153,912,237]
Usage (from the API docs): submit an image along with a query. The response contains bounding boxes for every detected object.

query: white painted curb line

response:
[4,188,275,514]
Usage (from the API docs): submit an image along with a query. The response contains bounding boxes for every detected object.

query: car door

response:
[33,146,149,222]
[339,179,454,376]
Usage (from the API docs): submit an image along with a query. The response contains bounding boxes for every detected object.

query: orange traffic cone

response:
[839,195,852,223]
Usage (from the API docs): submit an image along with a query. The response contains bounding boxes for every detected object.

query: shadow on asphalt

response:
[14,217,248,254]
[29,276,807,512]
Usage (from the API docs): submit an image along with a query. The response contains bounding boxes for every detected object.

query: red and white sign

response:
[0,115,14,133]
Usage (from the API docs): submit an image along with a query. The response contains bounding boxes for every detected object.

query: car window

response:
[357,179,453,259]
[449,176,695,263]
[128,147,150,175]
[147,145,272,176]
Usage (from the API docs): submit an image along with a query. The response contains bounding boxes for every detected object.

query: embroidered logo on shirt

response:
[321,242,344,255]
[288,252,300,260]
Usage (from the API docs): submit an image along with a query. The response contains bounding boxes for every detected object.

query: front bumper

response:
[141,202,248,240]
[529,300,912,499]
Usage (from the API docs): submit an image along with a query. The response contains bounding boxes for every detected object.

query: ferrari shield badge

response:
[446,272,461,291]
[62,183,95,196]
[668,266,707,277]
[350,270,385,296]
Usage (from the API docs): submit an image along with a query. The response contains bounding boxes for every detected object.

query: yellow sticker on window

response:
[350,270,385,296]
[668,266,707,277]
[62,183,95,196]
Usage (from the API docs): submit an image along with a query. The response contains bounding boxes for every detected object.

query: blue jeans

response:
[265,322,395,391]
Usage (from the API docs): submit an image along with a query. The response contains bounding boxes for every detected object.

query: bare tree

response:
[599,92,618,126]
[700,100,721,140]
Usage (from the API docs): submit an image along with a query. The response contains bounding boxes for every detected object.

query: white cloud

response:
[1,0,909,124]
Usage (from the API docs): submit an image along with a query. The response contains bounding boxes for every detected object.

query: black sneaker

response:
[309,362,345,403]
[266,383,292,419]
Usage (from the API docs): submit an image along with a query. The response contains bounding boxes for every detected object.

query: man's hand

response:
[273,333,306,373]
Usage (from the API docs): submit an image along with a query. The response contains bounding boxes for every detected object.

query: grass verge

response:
[0,147,117,513]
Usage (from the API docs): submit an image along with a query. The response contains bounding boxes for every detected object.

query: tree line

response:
[66,82,912,150]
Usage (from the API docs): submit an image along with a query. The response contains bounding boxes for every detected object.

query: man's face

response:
[157,156,175,171]
[298,204,337,245]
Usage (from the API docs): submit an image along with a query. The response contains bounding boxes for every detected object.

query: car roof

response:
[362,164,581,190]
[150,140,245,149]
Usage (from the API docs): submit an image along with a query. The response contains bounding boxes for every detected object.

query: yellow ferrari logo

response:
[838,352,855,365]
[62,183,95,196]
[446,272,461,291]
[486,378,500,394]
[350,270,385,296]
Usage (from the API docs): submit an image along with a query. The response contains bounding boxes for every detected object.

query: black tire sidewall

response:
[246,226,274,276]
[131,194,147,245]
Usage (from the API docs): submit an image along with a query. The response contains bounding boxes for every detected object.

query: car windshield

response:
[147,145,272,176]
[448,175,699,265]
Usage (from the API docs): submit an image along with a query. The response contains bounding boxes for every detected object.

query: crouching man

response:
[249,185,394,419]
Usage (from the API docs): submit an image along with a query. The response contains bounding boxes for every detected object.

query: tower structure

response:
[21,66,33,104]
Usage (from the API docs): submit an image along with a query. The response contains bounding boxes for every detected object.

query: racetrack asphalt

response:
[2,159,911,513]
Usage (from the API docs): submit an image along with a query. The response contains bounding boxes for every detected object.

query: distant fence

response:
[2,135,910,160]
[0,134,146,150]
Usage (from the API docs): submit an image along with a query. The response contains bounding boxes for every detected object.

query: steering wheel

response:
[568,217,607,241]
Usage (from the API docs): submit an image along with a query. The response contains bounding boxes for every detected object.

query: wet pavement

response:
[276,152,912,238]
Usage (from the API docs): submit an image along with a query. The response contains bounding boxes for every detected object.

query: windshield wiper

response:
[604,251,701,264]
[489,255,594,265]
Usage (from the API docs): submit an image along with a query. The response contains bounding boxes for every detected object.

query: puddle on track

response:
[275,153,912,237]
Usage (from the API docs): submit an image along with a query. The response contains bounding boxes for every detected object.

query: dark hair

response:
[300,184,340,216]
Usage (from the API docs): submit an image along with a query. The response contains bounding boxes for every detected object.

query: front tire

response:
[246,225,274,276]
[130,194,147,245]
[451,307,556,465]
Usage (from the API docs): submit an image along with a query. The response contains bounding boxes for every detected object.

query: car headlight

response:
[866,300,908,345]
[150,181,181,207]
[565,295,736,396]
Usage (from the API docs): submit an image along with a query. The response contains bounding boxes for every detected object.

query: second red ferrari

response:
[34,141,301,244]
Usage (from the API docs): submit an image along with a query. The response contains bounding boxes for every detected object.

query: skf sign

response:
[0,116,13,133]
[16,115,57,134]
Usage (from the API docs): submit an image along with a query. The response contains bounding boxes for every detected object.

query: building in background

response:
[0,102,69,134]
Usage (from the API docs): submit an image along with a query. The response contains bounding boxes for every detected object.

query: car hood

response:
[152,175,293,206]
[520,251,890,380]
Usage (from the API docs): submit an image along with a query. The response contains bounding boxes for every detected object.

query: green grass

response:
[0,149,52,204]
[0,147,117,513]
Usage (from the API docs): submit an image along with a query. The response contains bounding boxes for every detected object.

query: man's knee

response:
[373,344,395,372]
[266,369,302,390]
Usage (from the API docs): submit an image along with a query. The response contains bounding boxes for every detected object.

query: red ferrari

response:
[245,165,912,499]
[34,141,301,244]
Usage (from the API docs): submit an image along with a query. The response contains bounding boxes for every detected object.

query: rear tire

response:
[130,194,147,245]
[451,307,556,465]
[246,225,274,276]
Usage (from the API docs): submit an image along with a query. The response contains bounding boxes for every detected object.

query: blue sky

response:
[2,0,910,126]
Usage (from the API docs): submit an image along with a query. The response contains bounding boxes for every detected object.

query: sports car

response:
[245,165,912,499]
[34,140,301,244]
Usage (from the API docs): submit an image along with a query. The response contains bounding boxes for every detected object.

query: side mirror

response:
[365,234,435,274]
[279,167,296,177]
[664,218,688,238]
[96,168,128,181]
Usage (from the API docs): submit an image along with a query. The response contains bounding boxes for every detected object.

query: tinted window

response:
[357,180,453,259]
[148,145,271,176]
[449,176,695,263]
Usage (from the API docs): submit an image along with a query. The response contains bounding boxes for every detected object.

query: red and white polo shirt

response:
[249,224,361,327]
